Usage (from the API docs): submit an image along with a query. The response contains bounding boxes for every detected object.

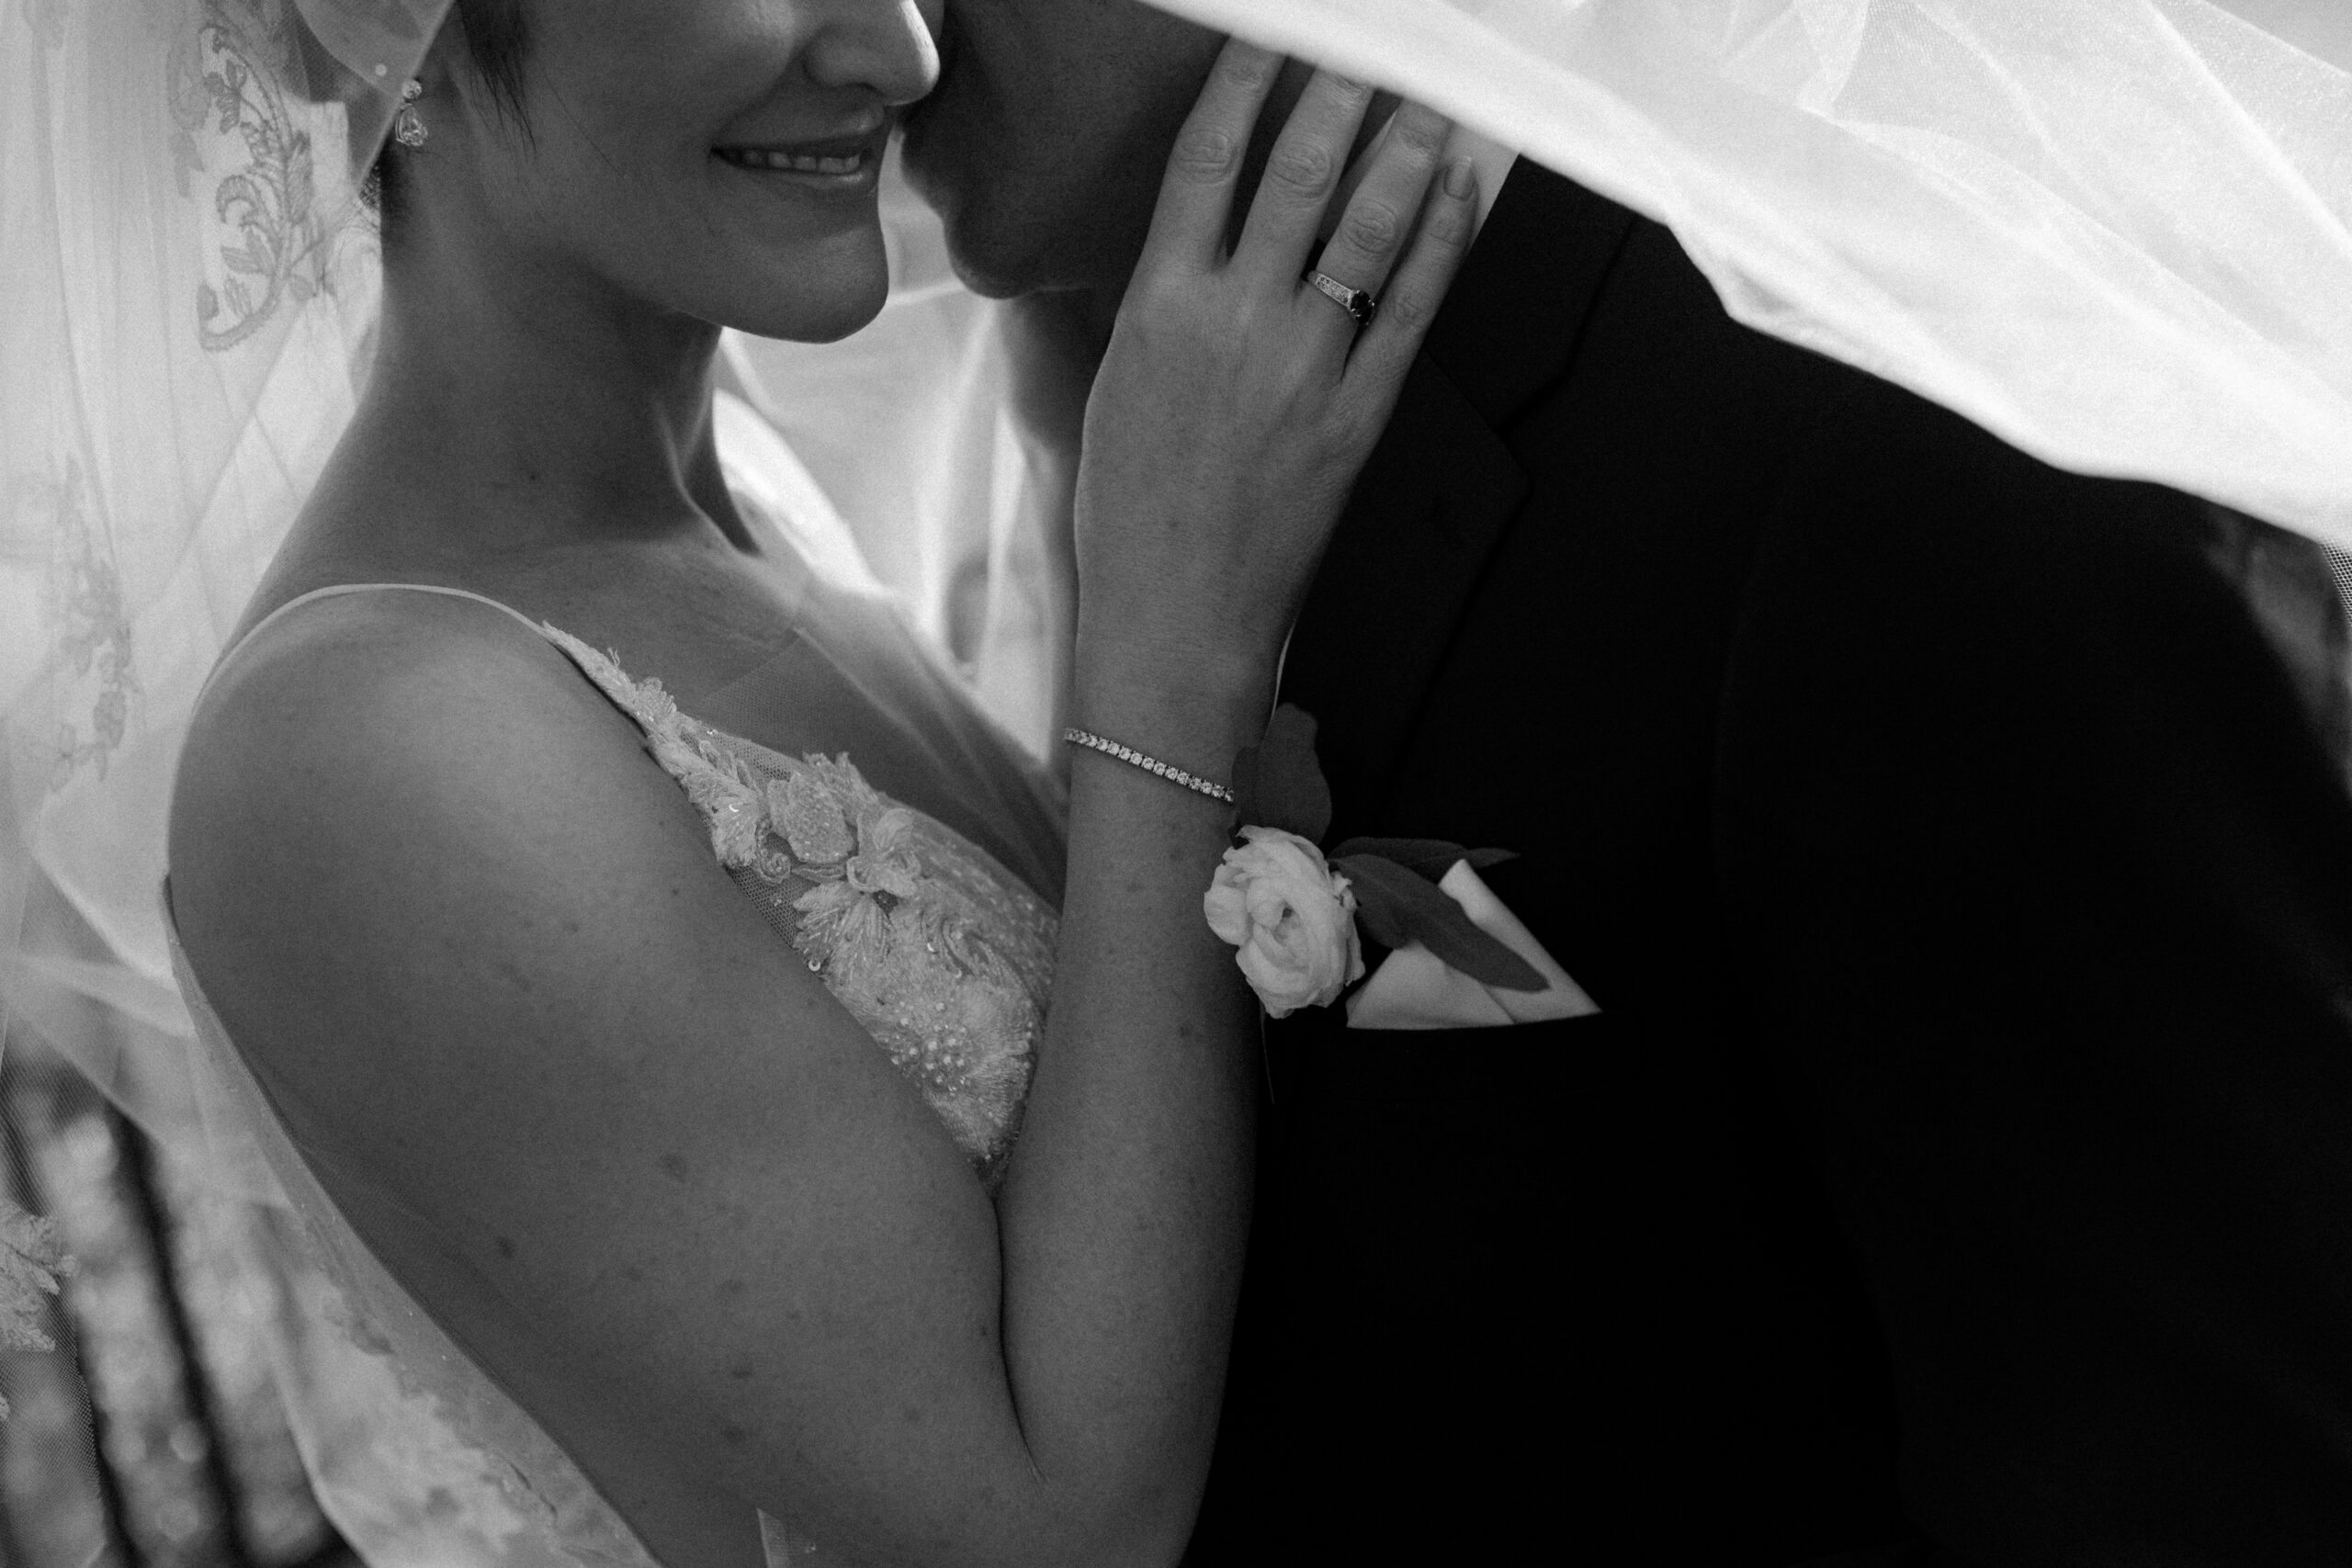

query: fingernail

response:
[1444,156,1476,198]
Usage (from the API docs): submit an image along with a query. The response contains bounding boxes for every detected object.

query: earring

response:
[391,79,427,149]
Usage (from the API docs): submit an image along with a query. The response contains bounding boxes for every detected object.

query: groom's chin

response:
[921,205,1034,301]
[900,123,1135,300]
[901,143,1043,299]
[912,181,1138,301]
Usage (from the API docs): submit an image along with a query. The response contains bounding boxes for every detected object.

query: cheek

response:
[454,14,898,343]
[471,75,707,243]
[494,121,893,338]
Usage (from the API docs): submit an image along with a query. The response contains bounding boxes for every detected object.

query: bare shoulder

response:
[166,587,738,1121]
[170,589,661,941]
[164,592,1021,1546]
[164,581,975,1174]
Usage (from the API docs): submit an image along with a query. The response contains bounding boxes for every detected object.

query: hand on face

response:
[1072,41,1477,702]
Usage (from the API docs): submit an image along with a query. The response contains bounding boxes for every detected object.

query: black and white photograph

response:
[4,1,2351,1564]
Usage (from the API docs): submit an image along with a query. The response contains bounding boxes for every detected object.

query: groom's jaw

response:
[899,0,1224,298]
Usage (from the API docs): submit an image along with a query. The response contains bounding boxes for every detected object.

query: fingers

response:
[1137,39,1283,276]
[1341,154,1478,398]
[1304,100,1453,307]
[1233,68,1378,279]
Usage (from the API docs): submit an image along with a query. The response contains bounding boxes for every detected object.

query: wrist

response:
[1070,635,1276,789]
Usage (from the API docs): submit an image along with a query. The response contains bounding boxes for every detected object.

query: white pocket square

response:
[1344,861,1599,1031]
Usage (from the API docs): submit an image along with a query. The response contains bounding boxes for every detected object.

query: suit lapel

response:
[1278,164,1637,836]
[1278,359,1522,840]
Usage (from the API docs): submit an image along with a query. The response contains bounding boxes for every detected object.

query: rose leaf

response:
[1334,854,1546,991]
[1329,838,1519,881]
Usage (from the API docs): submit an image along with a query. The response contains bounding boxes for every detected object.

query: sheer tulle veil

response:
[5,0,2351,1557]
[2,0,449,1162]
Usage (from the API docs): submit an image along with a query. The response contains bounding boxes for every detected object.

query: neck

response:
[341,217,745,560]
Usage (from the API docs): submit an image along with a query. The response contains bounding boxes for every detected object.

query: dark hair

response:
[453,0,532,120]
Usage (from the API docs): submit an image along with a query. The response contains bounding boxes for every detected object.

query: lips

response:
[714,117,891,180]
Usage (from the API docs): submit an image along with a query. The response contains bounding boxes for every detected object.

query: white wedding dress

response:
[164,551,1066,1567]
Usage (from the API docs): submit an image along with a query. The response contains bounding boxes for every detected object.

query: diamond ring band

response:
[1304,270,1378,328]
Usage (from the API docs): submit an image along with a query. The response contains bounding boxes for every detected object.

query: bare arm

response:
[170,45,1475,1568]
[993,46,1481,1549]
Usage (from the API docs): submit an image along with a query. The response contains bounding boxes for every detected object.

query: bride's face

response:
[417,0,942,343]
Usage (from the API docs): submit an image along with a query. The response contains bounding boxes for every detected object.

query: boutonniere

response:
[1202,705,1544,1018]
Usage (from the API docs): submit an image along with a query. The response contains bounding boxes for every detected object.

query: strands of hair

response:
[299,0,531,219]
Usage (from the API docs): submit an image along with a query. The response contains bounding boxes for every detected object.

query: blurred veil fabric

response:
[8,0,2352,1561]
[0,1,504,1558]
[2,0,447,1173]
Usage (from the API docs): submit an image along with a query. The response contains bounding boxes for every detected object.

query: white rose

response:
[1203,827,1365,1018]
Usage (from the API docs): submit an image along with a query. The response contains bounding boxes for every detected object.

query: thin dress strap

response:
[206,584,685,771]
[236,581,548,650]
[214,582,554,684]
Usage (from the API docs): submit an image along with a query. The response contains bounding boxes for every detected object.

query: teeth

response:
[718,147,866,175]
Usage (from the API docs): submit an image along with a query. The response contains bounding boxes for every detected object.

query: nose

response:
[801,0,943,107]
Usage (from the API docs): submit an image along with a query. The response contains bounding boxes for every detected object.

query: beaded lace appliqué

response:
[540,628,1055,1184]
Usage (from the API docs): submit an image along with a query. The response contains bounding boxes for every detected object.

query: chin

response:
[735,277,889,344]
[904,164,1103,300]
[718,231,893,343]
[934,216,1042,301]
[900,115,1067,299]
[900,150,1008,298]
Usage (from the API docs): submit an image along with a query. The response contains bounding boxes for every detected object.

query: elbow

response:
[1004,1474,1208,1568]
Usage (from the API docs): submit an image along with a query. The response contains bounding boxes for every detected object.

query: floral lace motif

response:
[171,0,356,350]
[541,629,1056,1184]
[28,461,141,789]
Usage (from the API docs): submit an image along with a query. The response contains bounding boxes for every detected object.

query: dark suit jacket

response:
[1184,163,2352,1566]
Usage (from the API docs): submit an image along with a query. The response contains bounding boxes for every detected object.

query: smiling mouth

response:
[715,145,873,176]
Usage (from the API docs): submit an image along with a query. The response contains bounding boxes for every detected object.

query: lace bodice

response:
[538,626,1056,1184]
